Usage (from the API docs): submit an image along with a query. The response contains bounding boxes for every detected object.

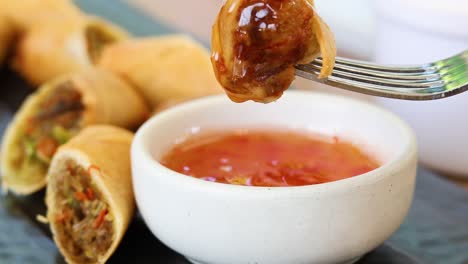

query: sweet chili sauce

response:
[160,130,379,187]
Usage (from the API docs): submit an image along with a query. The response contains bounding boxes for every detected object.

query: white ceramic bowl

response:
[131,91,417,264]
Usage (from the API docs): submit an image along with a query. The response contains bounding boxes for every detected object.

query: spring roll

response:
[0,68,149,194]
[98,35,223,108]
[13,17,128,85]
[0,0,83,32]
[211,0,336,103]
[0,15,15,65]
[46,125,134,264]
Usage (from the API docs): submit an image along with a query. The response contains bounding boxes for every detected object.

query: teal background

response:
[76,0,173,36]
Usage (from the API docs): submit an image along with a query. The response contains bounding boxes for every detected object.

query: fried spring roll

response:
[0,0,83,32]
[0,69,149,194]
[13,17,128,85]
[211,0,336,103]
[98,35,223,108]
[46,125,135,264]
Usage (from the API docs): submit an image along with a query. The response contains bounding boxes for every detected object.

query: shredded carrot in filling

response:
[87,164,101,176]
[74,191,88,202]
[53,160,114,263]
[19,82,84,170]
[86,188,94,200]
[94,209,108,229]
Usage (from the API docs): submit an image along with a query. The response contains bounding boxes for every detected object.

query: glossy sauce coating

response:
[161,130,379,187]
[212,0,336,103]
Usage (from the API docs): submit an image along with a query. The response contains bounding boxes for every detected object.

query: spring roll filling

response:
[52,160,114,263]
[85,25,119,63]
[17,82,83,172]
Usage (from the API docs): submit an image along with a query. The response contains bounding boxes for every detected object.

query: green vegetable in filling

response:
[52,125,73,144]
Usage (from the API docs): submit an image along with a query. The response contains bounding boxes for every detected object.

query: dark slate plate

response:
[0,66,423,264]
[1,1,468,263]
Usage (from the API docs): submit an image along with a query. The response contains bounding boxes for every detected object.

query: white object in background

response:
[374,0,468,177]
[127,0,376,103]
[128,0,375,59]
[132,91,417,264]
[128,0,221,44]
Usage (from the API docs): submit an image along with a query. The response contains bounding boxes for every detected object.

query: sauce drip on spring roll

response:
[18,82,83,172]
[211,0,336,103]
[52,160,113,263]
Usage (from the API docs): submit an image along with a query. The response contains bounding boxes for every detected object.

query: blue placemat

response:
[0,1,467,263]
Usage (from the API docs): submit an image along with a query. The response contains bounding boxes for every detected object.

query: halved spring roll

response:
[0,68,149,194]
[46,125,135,264]
[98,35,223,108]
[13,16,129,85]
[0,0,83,32]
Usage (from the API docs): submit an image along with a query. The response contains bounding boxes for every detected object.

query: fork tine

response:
[296,64,445,88]
[442,64,468,89]
[438,59,468,76]
[295,50,468,100]
[307,52,467,81]
[316,57,436,73]
[294,67,450,100]
[309,60,441,81]
[313,50,467,75]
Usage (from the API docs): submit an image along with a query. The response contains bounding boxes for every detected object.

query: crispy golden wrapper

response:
[1,68,149,194]
[211,0,336,103]
[0,0,83,32]
[98,35,223,108]
[46,125,135,264]
[13,17,129,85]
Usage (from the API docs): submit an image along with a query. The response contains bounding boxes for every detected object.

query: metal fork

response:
[295,50,468,100]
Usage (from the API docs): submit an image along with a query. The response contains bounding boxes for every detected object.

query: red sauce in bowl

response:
[160,130,379,187]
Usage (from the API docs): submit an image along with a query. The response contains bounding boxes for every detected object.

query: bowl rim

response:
[132,91,417,195]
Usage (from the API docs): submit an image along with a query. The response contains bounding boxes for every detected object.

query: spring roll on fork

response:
[211,0,336,103]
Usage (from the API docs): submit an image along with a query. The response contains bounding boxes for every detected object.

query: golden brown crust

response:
[311,12,337,79]
[0,68,149,194]
[0,92,49,194]
[98,35,223,108]
[0,0,83,32]
[12,16,129,86]
[71,68,150,129]
[46,125,135,264]
[211,0,336,103]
